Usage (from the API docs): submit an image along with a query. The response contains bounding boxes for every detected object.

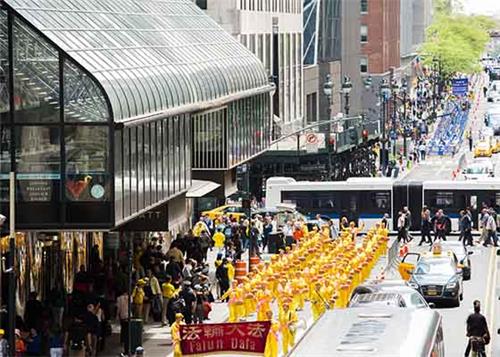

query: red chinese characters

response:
[180,321,271,355]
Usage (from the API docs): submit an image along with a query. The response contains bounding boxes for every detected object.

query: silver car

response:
[349,280,430,308]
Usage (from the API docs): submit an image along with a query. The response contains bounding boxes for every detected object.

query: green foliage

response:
[419,12,495,75]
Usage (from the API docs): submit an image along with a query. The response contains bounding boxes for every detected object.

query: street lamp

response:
[323,74,334,179]
[379,79,391,171]
[400,78,410,157]
[391,80,400,158]
[341,75,353,115]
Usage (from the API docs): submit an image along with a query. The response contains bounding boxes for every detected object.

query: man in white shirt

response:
[116,291,130,355]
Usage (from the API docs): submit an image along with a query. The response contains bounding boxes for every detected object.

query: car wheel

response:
[453,296,460,307]
[464,269,471,281]
[460,292,463,301]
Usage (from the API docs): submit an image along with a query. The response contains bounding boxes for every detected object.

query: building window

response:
[360,0,368,13]
[360,57,368,73]
[360,25,368,43]
[306,93,318,123]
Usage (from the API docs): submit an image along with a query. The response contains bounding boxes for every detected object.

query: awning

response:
[186,180,221,198]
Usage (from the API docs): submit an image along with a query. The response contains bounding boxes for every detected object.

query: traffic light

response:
[362,129,369,142]
[328,135,336,152]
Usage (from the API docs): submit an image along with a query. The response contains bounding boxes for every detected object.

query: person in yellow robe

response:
[220,281,242,322]
[256,288,272,321]
[226,258,235,284]
[279,302,298,355]
[264,310,280,357]
[212,228,225,253]
[171,313,184,357]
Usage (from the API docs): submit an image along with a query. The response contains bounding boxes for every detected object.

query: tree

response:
[419,12,495,76]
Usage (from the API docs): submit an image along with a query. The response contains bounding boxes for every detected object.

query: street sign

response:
[452,78,468,96]
[305,133,319,153]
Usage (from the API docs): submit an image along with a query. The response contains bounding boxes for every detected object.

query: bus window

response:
[435,192,454,208]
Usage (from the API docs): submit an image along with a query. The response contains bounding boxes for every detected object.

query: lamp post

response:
[432,58,439,122]
[323,74,334,179]
[400,78,409,158]
[341,75,352,115]
[379,79,391,171]
[391,80,400,158]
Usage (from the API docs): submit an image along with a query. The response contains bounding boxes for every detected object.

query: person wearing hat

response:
[0,329,8,357]
[171,313,185,357]
[132,279,146,319]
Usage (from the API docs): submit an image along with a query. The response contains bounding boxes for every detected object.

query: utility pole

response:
[8,172,15,354]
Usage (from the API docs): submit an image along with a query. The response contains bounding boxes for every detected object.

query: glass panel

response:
[0,9,8,115]
[114,130,123,221]
[13,19,60,123]
[123,127,131,218]
[7,0,270,122]
[65,126,109,202]
[130,127,138,214]
[137,124,144,210]
[144,122,151,207]
[151,122,158,203]
[0,125,10,201]
[64,59,109,122]
[169,118,174,195]
[15,126,60,201]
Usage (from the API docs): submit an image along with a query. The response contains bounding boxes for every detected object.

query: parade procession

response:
[172,223,389,357]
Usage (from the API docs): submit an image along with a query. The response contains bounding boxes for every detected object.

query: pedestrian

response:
[0,329,8,357]
[83,304,99,357]
[180,281,196,324]
[48,326,64,357]
[484,209,499,247]
[459,210,473,247]
[403,206,413,241]
[466,130,473,152]
[483,85,488,98]
[161,275,177,326]
[14,329,25,357]
[465,300,489,357]
[212,228,225,255]
[132,280,146,319]
[419,206,432,246]
[116,290,130,355]
[433,209,448,241]
[397,211,407,244]
[381,213,389,230]
[216,258,230,300]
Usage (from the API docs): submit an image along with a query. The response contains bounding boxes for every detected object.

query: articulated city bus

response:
[266,177,394,230]
[266,177,500,232]
[289,307,444,357]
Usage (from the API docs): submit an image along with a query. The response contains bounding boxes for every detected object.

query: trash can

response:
[124,318,143,353]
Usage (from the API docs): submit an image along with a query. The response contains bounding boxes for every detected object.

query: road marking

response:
[484,247,497,356]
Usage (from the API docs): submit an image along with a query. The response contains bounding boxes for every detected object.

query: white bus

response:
[289,307,444,357]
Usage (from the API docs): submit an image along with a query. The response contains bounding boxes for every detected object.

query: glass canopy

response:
[4,0,270,122]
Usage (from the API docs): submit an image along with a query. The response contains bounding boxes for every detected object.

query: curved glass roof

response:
[5,0,270,122]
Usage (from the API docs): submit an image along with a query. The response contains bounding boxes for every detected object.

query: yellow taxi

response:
[398,244,463,281]
[399,243,465,307]
[201,204,247,221]
[474,140,493,158]
[494,138,500,153]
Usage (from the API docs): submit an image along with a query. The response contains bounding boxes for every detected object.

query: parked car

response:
[462,159,494,180]
[350,280,430,309]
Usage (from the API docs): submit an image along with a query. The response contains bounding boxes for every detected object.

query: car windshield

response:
[414,259,455,275]
[408,292,428,308]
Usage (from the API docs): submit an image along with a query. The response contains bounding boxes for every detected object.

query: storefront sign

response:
[180,321,271,356]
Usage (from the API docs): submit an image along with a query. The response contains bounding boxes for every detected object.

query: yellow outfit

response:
[264,320,280,357]
[161,282,177,299]
[171,320,184,357]
[212,232,225,248]
[132,286,145,304]
[279,309,298,355]
[227,263,235,282]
